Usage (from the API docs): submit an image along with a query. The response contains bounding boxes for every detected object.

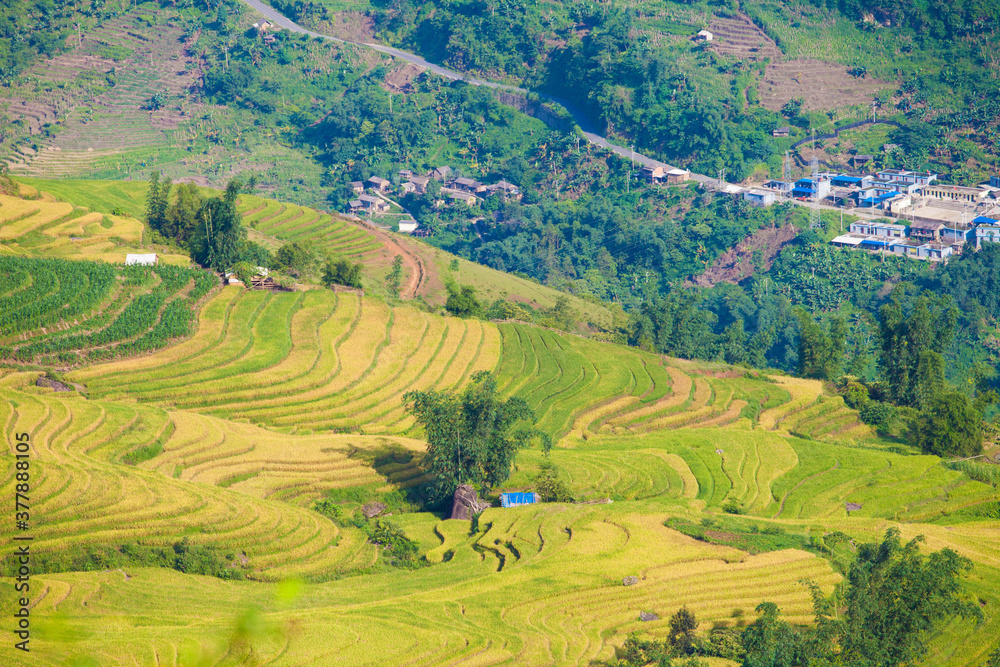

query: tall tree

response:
[145,172,170,233]
[740,602,805,667]
[385,254,404,298]
[877,293,956,408]
[163,183,203,245]
[404,371,540,501]
[796,312,846,380]
[192,180,246,270]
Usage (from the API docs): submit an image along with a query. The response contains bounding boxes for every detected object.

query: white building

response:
[125,253,157,266]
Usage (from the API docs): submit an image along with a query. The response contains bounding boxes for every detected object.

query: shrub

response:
[858,400,897,429]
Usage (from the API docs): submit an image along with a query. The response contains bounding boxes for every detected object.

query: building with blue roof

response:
[792,177,831,200]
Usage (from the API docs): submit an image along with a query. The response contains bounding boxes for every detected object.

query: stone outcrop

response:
[450,484,490,520]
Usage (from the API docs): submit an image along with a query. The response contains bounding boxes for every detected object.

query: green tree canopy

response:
[192,180,246,271]
[404,371,540,501]
[323,258,363,289]
[815,528,981,667]
[796,311,846,380]
[909,391,983,458]
[877,292,956,408]
[445,283,483,318]
[740,602,804,667]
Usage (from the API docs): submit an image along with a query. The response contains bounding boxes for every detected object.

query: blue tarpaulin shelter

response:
[501,492,539,508]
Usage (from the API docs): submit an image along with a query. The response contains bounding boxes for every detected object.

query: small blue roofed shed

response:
[501,492,539,508]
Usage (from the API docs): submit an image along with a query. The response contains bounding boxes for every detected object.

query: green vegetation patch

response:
[3,538,247,580]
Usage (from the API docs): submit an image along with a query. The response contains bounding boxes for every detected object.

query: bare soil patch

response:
[759,59,890,112]
[383,62,426,93]
[691,224,799,287]
[317,12,376,43]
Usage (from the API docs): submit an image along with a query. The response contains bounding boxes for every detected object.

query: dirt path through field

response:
[352,220,426,299]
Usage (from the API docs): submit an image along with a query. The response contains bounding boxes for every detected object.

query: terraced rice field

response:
[71,288,868,443]
[8,491,842,666]
[0,190,189,265]
[3,235,999,665]
[0,384,383,581]
[237,193,383,259]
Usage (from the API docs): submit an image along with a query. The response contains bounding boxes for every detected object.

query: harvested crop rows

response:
[21,503,843,666]
[0,189,189,265]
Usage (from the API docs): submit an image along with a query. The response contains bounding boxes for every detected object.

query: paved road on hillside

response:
[239,0,726,185]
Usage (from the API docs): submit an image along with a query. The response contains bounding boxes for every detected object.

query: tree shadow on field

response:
[346,439,431,510]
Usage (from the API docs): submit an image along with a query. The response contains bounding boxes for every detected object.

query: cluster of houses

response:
[829,215,1000,261]
[347,166,523,228]
[741,170,1000,263]
[748,169,998,213]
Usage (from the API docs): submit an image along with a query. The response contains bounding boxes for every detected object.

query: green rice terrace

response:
[1,277,999,665]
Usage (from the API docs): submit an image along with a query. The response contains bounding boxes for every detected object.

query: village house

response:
[432,166,452,180]
[349,181,364,194]
[348,199,363,212]
[909,220,945,242]
[851,154,874,168]
[451,177,486,193]
[359,194,390,213]
[920,184,988,202]
[976,224,1000,249]
[892,240,954,261]
[641,165,666,183]
[367,176,391,192]
[940,225,975,248]
[885,194,913,215]
[764,179,793,193]
[666,168,691,184]
[743,189,775,207]
[408,175,431,192]
[398,219,418,234]
[849,221,906,239]
[448,191,478,207]
[693,30,713,42]
[400,182,417,195]
[868,178,922,196]
[772,126,791,138]
[398,169,413,179]
[485,180,521,200]
[876,169,938,186]
[792,177,831,200]
[830,235,866,249]
[830,174,872,189]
